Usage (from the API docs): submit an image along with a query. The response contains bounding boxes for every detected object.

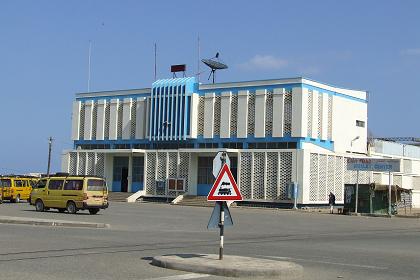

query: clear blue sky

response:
[1,0,419,174]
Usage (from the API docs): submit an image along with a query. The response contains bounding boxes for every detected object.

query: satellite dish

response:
[201,53,228,83]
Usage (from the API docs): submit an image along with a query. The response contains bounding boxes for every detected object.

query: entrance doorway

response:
[121,167,128,192]
[113,156,129,192]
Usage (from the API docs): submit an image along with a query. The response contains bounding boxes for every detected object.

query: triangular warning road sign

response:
[207,163,243,201]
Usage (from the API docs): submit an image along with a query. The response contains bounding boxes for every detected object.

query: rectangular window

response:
[14,180,23,187]
[48,180,64,190]
[87,179,107,191]
[132,157,144,183]
[356,120,365,127]
[0,179,11,188]
[64,180,84,191]
[35,180,47,189]
[197,157,215,185]
[113,157,129,181]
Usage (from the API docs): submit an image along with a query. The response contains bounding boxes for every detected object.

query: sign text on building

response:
[347,158,401,172]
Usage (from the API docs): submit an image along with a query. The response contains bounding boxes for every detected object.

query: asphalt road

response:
[0,201,420,280]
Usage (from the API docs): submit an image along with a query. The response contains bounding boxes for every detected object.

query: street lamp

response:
[350,136,360,152]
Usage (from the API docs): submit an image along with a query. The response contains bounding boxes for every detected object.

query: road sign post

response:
[207,162,242,261]
[219,201,225,260]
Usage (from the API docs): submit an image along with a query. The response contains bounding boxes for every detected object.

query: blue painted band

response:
[74,135,334,151]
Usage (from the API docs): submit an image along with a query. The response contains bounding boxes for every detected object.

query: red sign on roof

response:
[207,164,243,201]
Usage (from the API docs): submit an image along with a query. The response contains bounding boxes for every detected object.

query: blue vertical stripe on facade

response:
[150,77,197,141]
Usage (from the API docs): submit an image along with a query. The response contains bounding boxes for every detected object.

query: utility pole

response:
[47,137,53,176]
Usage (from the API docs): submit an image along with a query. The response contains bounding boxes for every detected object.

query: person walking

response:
[328,192,336,214]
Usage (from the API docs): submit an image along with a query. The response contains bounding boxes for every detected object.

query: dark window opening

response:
[48,180,64,190]
[356,120,365,127]
[132,157,144,183]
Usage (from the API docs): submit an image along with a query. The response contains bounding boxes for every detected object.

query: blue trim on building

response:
[112,181,121,192]
[131,182,144,192]
[299,137,334,150]
[74,136,334,151]
[197,184,212,196]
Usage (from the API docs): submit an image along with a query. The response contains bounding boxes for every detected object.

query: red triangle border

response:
[207,163,243,201]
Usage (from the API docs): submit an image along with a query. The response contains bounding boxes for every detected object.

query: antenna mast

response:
[87,41,92,92]
[154,43,157,81]
[197,35,200,82]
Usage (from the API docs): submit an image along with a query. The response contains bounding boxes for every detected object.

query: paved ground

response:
[0,201,420,280]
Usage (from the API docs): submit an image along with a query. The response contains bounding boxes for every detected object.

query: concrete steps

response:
[108,192,133,202]
[175,195,216,207]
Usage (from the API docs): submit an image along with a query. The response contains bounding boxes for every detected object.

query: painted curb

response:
[152,254,303,279]
[0,216,109,229]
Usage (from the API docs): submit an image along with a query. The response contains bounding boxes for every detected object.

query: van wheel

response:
[66,201,77,214]
[15,195,20,203]
[58,209,65,213]
[35,200,44,212]
[89,209,99,215]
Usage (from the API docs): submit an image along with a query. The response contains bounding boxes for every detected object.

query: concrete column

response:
[96,100,106,140]
[237,90,249,138]
[255,89,267,138]
[321,92,329,140]
[203,92,215,138]
[71,101,81,140]
[311,90,319,139]
[136,97,146,139]
[84,100,94,140]
[61,152,70,173]
[109,99,119,140]
[122,98,132,140]
[189,93,199,138]
[291,87,308,137]
[220,91,232,138]
[272,88,284,137]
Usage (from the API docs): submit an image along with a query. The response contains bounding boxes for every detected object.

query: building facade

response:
[62,77,420,207]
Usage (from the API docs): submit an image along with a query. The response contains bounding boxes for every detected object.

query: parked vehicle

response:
[0,176,37,203]
[29,174,108,214]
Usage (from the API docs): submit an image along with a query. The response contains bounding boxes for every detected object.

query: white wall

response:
[109,99,119,140]
[291,87,308,137]
[122,98,132,140]
[272,88,284,137]
[237,90,248,138]
[136,97,147,139]
[189,93,199,138]
[84,100,94,140]
[203,93,215,138]
[331,95,367,153]
[71,101,81,140]
[96,100,106,140]
[254,89,266,138]
[220,91,231,138]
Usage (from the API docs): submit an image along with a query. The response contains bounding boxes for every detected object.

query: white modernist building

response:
[62,76,420,207]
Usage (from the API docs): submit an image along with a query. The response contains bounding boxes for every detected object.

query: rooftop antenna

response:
[154,43,157,81]
[202,52,228,83]
[87,41,92,92]
[197,35,200,82]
